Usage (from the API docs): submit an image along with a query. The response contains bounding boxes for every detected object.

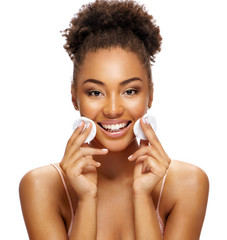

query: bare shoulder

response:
[167,160,209,204]
[20,164,59,192]
[19,164,70,239]
[19,164,63,206]
[161,161,209,238]
[169,160,209,189]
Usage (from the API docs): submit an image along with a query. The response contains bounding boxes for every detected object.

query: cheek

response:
[78,96,102,118]
[125,96,148,119]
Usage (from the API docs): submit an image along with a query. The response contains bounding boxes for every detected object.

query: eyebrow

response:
[82,77,142,86]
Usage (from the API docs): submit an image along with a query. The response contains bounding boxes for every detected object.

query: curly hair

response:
[62,0,162,86]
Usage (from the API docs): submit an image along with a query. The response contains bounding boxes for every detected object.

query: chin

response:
[93,134,136,152]
[104,142,130,152]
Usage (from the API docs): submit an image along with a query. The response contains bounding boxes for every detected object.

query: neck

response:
[90,139,139,181]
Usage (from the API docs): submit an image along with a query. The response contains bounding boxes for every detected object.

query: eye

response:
[87,90,103,97]
[123,89,138,96]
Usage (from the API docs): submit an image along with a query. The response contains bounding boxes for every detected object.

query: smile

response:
[97,120,132,137]
[99,122,129,132]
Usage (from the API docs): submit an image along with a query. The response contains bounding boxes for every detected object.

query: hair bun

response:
[66,0,162,59]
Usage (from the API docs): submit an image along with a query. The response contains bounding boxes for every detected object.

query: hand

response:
[129,118,171,195]
[60,122,108,200]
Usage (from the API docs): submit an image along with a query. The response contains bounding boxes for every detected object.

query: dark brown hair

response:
[62,0,162,87]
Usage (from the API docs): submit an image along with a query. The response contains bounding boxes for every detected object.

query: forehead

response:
[77,47,148,85]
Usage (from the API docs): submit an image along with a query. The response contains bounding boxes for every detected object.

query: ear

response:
[148,83,153,108]
[148,97,153,108]
[71,83,79,110]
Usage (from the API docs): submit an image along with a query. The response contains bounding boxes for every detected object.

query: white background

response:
[0,0,226,239]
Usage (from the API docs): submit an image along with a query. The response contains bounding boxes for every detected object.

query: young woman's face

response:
[73,47,152,151]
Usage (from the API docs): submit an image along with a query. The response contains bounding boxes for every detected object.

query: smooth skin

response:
[19,47,209,240]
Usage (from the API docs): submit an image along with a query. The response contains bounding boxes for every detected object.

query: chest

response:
[96,185,135,240]
[65,181,164,240]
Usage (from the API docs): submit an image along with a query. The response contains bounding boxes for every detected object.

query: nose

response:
[102,93,124,118]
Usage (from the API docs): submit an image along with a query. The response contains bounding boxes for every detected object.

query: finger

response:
[141,157,155,174]
[141,160,149,173]
[73,157,102,176]
[67,121,86,147]
[70,147,108,163]
[81,155,98,174]
[140,118,164,153]
[133,159,143,179]
[72,121,93,147]
[66,141,89,160]
[142,157,167,176]
[141,120,171,167]
[129,145,171,171]
[128,146,161,163]
[135,155,149,163]
[133,154,150,178]
[66,123,93,156]
[81,142,90,148]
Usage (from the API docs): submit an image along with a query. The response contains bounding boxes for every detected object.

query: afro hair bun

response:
[63,0,162,62]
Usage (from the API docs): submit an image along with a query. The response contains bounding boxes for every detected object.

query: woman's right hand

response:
[60,121,108,200]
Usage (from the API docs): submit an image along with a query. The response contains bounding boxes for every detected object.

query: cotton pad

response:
[133,113,157,140]
[73,117,97,143]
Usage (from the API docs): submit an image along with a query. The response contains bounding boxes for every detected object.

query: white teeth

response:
[101,122,127,131]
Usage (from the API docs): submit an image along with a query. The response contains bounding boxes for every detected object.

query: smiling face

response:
[72,47,153,151]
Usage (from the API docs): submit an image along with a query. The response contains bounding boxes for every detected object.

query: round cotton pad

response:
[73,117,97,143]
[133,113,157,140]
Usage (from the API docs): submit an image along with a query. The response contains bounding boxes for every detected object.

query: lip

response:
[97,120,132,138]
[98,119,129,125]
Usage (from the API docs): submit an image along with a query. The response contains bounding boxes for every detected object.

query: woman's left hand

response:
[129,117,171,195]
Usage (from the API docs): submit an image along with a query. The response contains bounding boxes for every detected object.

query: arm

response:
[129,118,171,239]
[59,121,107,239]
[69,197,97,240]
[19,168,69,240]
[163,164,209,240]
[132,164,209,240]
[133,192,162,240]
[19,167,99,240]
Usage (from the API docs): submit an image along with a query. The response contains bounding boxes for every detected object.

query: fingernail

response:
[97,162,101,166]
[128,155,133,160]
[142,117,148,124]
[102,148,108,152]
[143,117,149,124]
[79,121,83,127]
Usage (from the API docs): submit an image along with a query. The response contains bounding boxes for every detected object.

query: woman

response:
[19,0,209,239]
